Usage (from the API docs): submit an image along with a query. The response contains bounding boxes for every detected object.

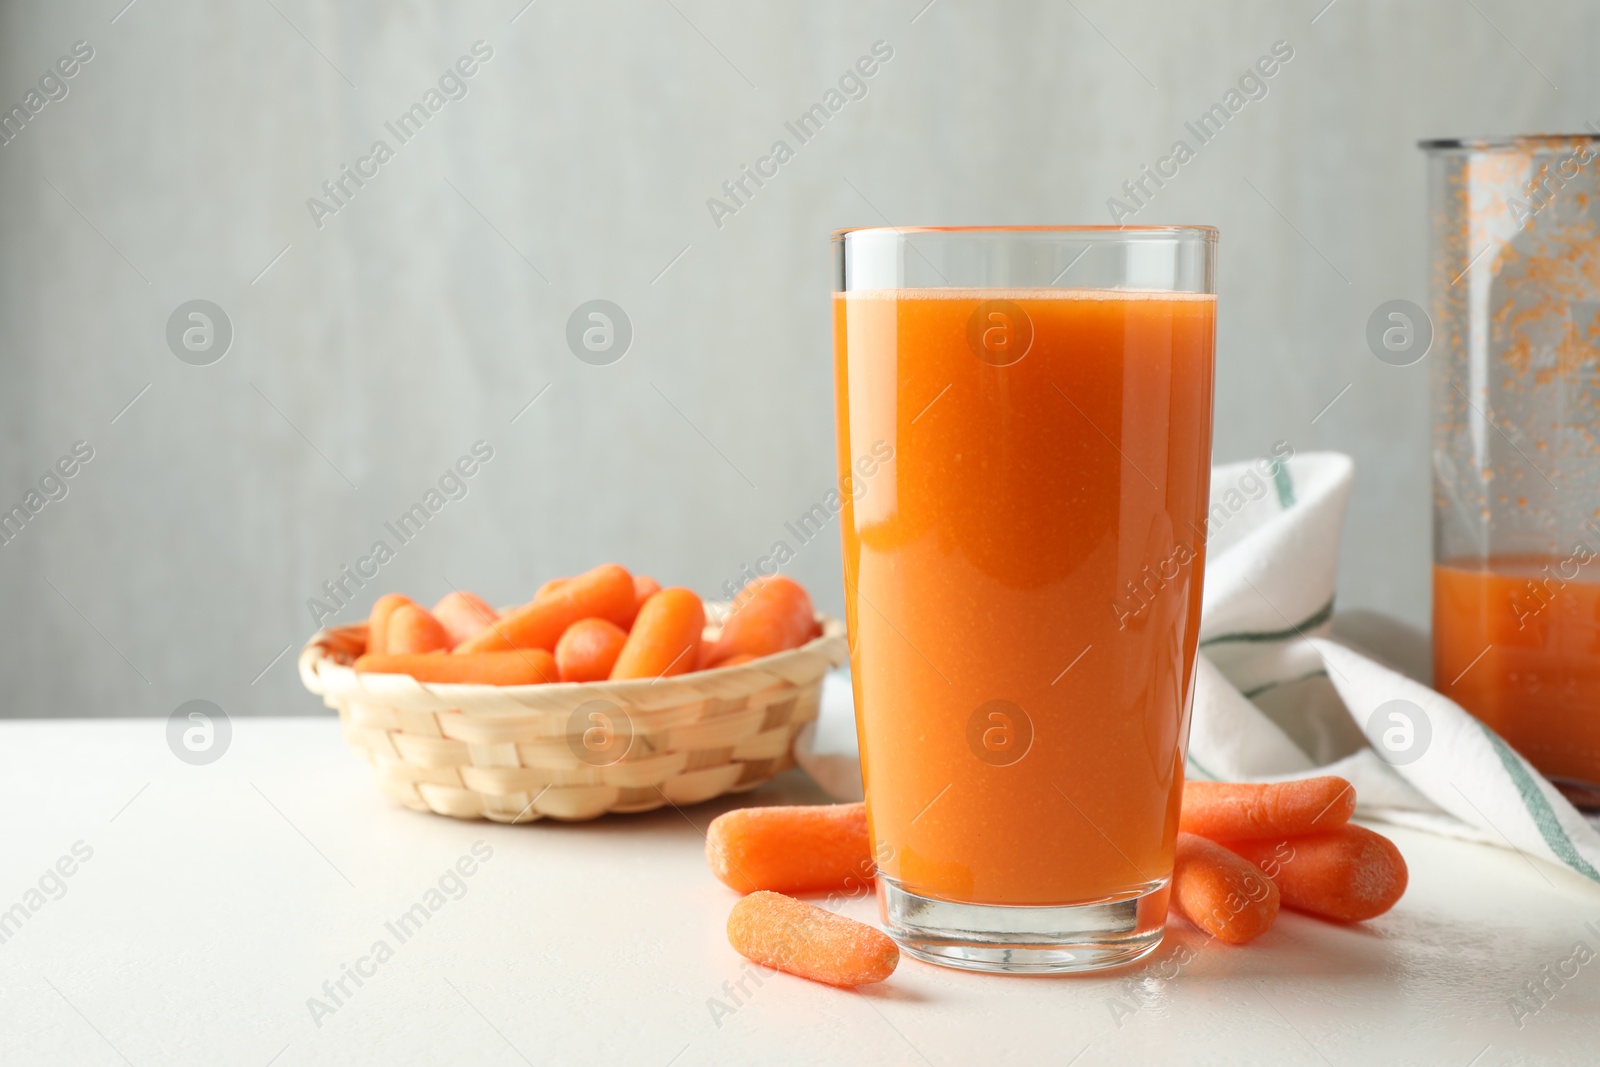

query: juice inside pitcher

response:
[1435,558,1600,787]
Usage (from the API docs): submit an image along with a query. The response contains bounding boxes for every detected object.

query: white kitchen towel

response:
[796,451,1600,885]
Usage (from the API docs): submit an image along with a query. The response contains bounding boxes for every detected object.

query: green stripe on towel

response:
[1480,723,1600,883]
[1199,598,1335,649]
[1272,460,1295,509]
[1243,669,1329,700]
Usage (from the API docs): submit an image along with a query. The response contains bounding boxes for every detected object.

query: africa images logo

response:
[704,41,894,229]
[1106,40,1294,223]
[305,42,494,230]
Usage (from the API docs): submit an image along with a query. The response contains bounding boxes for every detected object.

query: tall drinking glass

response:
[831,226,1218,972]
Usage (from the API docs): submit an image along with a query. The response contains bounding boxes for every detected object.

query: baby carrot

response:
[1225,824,1408,923]
[353,649,558,685]
[726,891,898,987]
[456,564,636,654]
[703,576,815,668]
[386,604,451,655]
[433,591,499,648]
[534,577,567,602]
[610,588,705,680]
[1181,777,1356,841]
[366,593,415,655]
[706,803,872,895]
[623,575,662,629]
[555,617,629,682]
[1171,832,1280,945]
[715,653,758,668]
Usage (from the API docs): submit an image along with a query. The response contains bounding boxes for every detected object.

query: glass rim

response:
[831,225,1218,241]
[1418,133,1600,152]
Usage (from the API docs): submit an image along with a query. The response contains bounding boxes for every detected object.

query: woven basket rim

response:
[300,609,847,705]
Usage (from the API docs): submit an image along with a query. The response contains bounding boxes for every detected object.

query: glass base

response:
[878,876,1168,974]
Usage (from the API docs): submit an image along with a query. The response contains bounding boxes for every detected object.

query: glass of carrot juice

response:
[831,226,1217,972]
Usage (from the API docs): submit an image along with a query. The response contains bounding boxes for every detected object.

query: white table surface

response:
[4,718,1599,1067]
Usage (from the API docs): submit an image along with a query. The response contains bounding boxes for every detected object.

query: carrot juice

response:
[832,284,1216,919]
[1435,558,1600,790]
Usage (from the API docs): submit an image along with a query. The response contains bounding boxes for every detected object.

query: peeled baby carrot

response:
[623,575,662,629]
[555,618,629,682]
[386,604,451,654]
[703,576,815,668]
[610,588,705,680]
[716,653,758,668]
[1171,832,1280,944]
[366,593,415,655]
[457,564,636,654]
[433,591,499,648]
[706,803,872,895]
[353,649,558,685]
[727,891,898,987]
[1181,777,1356,841]
[1225,824,1408,922]
[534,577,567,602]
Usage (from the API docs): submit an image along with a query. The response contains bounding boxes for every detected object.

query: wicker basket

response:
[298,604,848,822]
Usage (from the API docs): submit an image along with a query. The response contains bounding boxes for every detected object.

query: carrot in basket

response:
[353,649,558,685]
[707,803,872,895]
[623,574,662,629]
[1181,777,1356,841]
[366,593,416,655]
[457,564,636,654]
[703,576,815,668]
[386,604,451,654]
[555,618,629,682]
[610,588,705,680]
[1171,832,1280,945]
[433,591,499,648]
[1224,824,1408,923]
[696,647,769,670]
[727,891,898,987]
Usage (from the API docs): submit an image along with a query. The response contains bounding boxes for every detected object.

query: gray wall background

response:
[0,0,1592,718]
